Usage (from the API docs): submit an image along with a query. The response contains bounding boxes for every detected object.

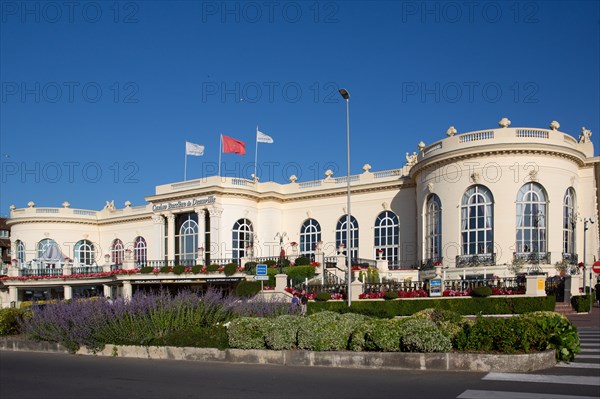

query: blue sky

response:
[1,0,599,215]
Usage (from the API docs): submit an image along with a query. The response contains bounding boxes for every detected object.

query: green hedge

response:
[571,295,592,313]
[0,308,27,336]
[307,296,556,317]
[235,281,262,298]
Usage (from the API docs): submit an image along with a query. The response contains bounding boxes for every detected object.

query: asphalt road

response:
[1,349,598,399]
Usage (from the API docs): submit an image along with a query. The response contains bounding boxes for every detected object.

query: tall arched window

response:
[563,188,577,263]
[461,185,494,258]
[74,240,95,266]
[176,213,198,262]
[300,219,321,259]
[111,239,124,265]
[134,236,147,266]
[374,211,399,267]
[37,238,57,258]
[425,194,442,264]
[15,240,25,266]
[232,219,253,261]
[516,182,547,256]
[336,215,359,260]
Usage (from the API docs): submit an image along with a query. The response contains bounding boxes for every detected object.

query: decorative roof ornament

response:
[124,200,132,208]
[405,152,418,166]
[9,205,15,211]
[27,201,35,208]
[579,127,592,143]
[104,200,115,211]
[498,117,511,128]
[288,174,297,183]
[446,126,457,137]
[549,121,560,131]
[362,164,371,172]
[324,169,334,179]
[417,141,426,151]
[62,201,70,208]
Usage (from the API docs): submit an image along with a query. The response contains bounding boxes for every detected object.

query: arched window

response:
[374,211,399,267]
[176,214,198,262]
[134,236,147,266]
[336,215,359,260]
[74,240,95,266]
[425,195,442,264]
[232,219,253,261]
[300,219,321,259]
[516,183,547,255]
[563,188,577,263]
[37,238,57,258]
[15,240,25,266]
[111,239,124,265]
[461,185,494,257]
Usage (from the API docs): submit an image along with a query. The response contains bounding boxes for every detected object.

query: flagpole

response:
[218,134,222,177]
[184,145,188,181]
[254,126,259,181]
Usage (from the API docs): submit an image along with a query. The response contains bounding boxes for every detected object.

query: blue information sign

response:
[256,264,267,276]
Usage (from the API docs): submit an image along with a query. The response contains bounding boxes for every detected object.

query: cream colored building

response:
[1,120,599,307]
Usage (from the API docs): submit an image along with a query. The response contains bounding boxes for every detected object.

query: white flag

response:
[186,141,205,156]
[256,129,273,144]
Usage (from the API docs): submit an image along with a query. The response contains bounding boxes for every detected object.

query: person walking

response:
[299,290,308,316]
[595,279,600,307]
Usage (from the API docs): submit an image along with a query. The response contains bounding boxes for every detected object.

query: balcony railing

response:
[562,253,578,265]
[456,253,496,267]
[513,252,551,264]
[72,266,104,274]
[20,268,63,277]
[420,257,443,270]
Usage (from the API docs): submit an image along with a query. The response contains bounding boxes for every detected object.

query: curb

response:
[0,338,556,372]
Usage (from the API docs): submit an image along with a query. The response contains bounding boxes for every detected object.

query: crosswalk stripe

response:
[580,343,600,346]
[580,349,600,353]
[457,389,598,399]
[576,354,600,359]
[482,373,600,386]
[556,362,600,369]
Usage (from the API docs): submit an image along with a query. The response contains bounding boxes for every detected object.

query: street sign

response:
[256,264,267,276]
[592,261,600,274]
[254,275,269,281]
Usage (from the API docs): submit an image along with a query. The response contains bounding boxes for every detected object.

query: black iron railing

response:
[456,253,496,267]
[513,252,551,264]
[562,253,578,265]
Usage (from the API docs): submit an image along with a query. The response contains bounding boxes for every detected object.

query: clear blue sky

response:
[1,1,599,215]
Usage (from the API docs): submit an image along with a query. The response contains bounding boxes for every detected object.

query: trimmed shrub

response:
[401,318,452,353]
[154,325,229,349]
[412,308,470,344]
[235,281,262,298]
[294,256,311,266]
[297,311,351,351]
[314,292,331,302]
[206,264,219,273]
[520,311,580,361]
[0,308,25,336]
[285,266,316,286]
[140,267,154,274]
[264,315,302,350]
[172,265,186,275]
[383,291,398,300]
[191,265,202,274]
[571,295,592,313]
[471,286,492,297]
[224,263,238,276]
[160,266,172,274]
[265,260,277,267]
[365,319,404,352]
[227,317,271,349]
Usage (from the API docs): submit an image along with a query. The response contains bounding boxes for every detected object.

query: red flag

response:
[222,135,246,155]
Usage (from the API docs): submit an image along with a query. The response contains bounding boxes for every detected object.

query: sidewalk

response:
[565,302,600,330]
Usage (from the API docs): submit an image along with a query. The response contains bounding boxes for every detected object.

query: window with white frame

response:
[176,213,198,262]
[461,185,494,255]
[15,240,25,265]
[563,188,576,257]
[425,194,442,262]
[111,239,124,265]
[300,219,321,258]
[516,182,547,254]
[134,236,147,265]
[74,240,95,266]
[37,238,57,258]
[336,215,359,260]
[232,219,253,261]
[374,211,399,265]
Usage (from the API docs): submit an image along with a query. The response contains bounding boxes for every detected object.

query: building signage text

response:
[152,196,216,212]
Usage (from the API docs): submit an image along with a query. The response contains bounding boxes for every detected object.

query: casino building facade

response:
[1,119,599,307]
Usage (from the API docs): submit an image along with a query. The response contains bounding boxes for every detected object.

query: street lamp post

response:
[339,88,352,307]
[583,217,595,310]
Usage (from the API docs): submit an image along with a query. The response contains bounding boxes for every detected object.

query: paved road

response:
[1,342,599,399]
